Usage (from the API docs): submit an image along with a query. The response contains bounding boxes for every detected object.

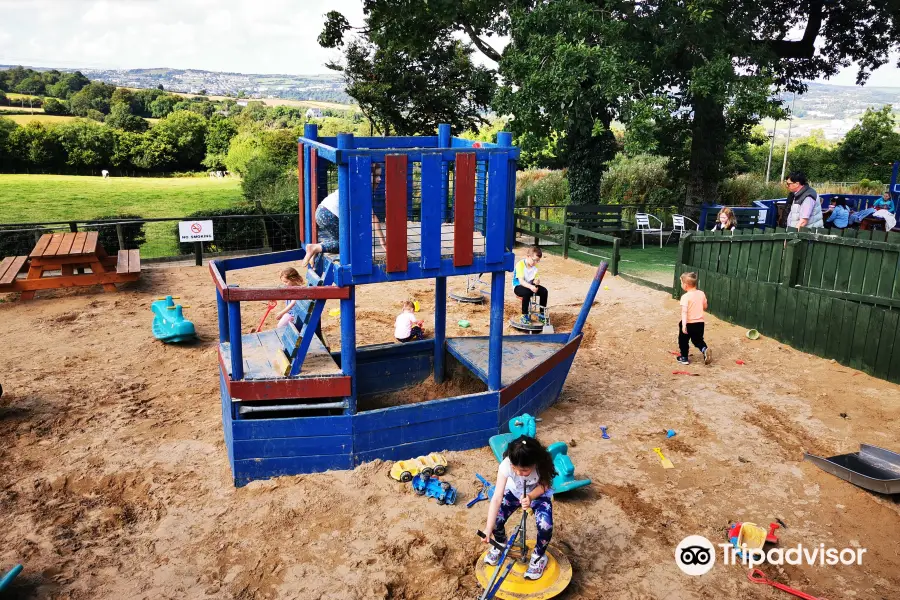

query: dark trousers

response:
[514,285,548,315]
[678,321,706,358]
[396,326,424,343]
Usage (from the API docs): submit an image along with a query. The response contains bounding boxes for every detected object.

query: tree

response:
[47,72,90,99]
[11,122,63,169]
[15,75,45,96]
[838,106,900,181]
[68,82,116,117]
[149,110,208,169]
[149,94,179,118]
[0,117,21,170]
[42,97,68,115]
[105,103,149,133]
[203,116,238,170]
[56,119,114,169]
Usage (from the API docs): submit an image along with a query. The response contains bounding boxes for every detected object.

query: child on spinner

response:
[273,267,305,328]
[513,246,548,325]
[394,300,424,343]
[482,436,557,581]
[677,271,711,365]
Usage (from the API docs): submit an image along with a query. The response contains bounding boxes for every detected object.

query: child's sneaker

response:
[524,552,548,580]
[519,315,531,325]
[538,314,549,325]
[484,546,502,566]
[702,347,712,365]
[676,356,689,365]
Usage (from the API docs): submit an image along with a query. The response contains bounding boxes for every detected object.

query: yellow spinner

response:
[475,540,572,600]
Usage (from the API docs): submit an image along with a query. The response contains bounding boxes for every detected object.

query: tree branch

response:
[460,22,502,62]
[765,0,825,59]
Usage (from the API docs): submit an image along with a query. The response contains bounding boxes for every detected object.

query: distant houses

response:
[305,108,323,119]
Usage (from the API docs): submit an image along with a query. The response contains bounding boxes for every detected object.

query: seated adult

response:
[825,197,851,230]
[785,171,824,229]
[874,192,896,213]
[711,207,737,231]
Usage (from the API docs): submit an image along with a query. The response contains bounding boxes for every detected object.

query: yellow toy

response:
[389,453,448,482]
[475,538,572,599]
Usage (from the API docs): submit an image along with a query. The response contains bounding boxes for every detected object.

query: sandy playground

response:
[1,252,899,600]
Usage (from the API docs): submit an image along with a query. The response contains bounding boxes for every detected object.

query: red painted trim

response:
[310,149,319,243]
[209,260,228,296]
[454,153,476,266]
[226,286,351,302]
[298,142,305,245]
[385,154,408,272]
[218,348,350,401]
[499,336,582,407]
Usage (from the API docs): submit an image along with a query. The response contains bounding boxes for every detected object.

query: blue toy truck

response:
[412,474,458,505]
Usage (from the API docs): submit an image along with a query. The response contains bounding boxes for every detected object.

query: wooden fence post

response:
[782,238,802,287]
[562,225,570,259]
[674,233,690,297]
[611,237,620,276]
[115,223,126,251]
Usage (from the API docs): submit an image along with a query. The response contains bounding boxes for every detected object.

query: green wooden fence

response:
[514,213,621,276]
[675,228,900,383]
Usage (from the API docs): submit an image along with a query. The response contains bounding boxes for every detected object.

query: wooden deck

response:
[446,337,567,387]
[220,327,342,380]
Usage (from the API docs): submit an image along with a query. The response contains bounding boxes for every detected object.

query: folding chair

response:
[635,213,664,249]
[666,214,699,245]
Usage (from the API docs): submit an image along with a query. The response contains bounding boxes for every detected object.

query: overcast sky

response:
[1,0,898,87]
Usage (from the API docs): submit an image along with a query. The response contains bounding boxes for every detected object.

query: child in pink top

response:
[677,272,711,365]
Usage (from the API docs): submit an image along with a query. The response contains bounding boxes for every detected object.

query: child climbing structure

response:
[210,124,607,486]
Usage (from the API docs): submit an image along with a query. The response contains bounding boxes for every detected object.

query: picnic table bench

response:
[0,232,141,300]
[564,204,632,245]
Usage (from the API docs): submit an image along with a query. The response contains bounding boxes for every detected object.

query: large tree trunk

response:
[566,113,617,205]
[685,95,727,208]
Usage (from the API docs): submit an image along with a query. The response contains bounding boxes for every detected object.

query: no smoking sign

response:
[179,220,214,242]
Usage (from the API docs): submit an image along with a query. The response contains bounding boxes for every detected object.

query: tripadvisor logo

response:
[675,535,867,575]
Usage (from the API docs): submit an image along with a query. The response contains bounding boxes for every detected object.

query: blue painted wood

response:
[353,428,496,466]
[486,153,508,264]
[420,153,443,270]
[489,272,505,390]
[342,148,521,163]
[220,249,306,272]
[349,155,374,276]
[356,353,433,397]
[351,136,440,149]
[233,435,353,460]
[354,391,499,433]
[438,125,452,223]
[341,285,357,411]
[356,338,434,359]
[571,261,608,341]
[498,354,575,425]
[434,276,447,383]
[219,370,236,467]
[227,301,243,380]
[450,138,499,149]
[337,133,355,268]
[278,321,301,356]
[319,136,337,147]
[303,125,318,245]
[231,413,353,441]
[233,454,355,487]
[355,410,497,453]
[216,286,228,343]
[291,263,334,375]
[335,252,515,287]
[295,138,339,163]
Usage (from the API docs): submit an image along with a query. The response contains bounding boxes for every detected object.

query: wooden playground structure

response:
[0,231,141,300]
[210,124,606,487]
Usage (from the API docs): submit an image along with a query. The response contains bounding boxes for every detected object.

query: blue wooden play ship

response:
[210,124,607,486]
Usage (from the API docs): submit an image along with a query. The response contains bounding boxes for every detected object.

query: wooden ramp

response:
[220,327,341,380]
[446,336,567,387]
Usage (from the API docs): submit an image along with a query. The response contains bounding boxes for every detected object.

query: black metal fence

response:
[0,213,300,264]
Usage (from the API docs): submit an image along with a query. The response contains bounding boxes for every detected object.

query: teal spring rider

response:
[151,295,197,343]
[488,414,591,494]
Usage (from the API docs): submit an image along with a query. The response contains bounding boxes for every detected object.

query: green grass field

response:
[2,114,79,125]
[0,174,244,258]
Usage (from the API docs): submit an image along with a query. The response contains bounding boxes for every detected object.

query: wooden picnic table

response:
[0,231,140,300]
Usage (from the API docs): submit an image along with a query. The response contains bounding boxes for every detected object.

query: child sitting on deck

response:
[482,436,556,580]
[274,267,305,328]
[394,300,425,343]
[513,246,548,325]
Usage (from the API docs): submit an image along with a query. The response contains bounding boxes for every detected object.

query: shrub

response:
[515,169,569,207]
[599,153,673,205]
[85,214,147,251]
[718,174,786,206]
[0,226,50,258]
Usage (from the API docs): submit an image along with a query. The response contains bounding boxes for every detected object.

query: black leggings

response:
[678,321,707,358]
[514,285,548,315]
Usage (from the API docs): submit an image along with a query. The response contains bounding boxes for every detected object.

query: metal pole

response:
[194,241,202,266]
[765,121,778,184]
[780,95,796,182]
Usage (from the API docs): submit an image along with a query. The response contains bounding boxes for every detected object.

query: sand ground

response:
[1,252,899,600]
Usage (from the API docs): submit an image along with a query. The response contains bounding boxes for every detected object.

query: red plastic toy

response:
[253,300,278,332]
[747,569,824,600]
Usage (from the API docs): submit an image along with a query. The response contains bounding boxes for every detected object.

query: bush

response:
[515,169,569,207]
[718,174,786,206]
[85,214,147,251]
[599,153,673,205]
[0,226,50,258]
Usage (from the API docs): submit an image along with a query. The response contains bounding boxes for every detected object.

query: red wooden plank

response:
[69,231,88,254]
[453,152,476,267]
[297,142,305,245]
[310,149,319,244]
[0,257,14,283]
[219,350,350,400]
[385,154,408,272]
[209,260,228,296]
[225,285,351,302]
[29,234,52,258]
[82,231,99,255]
[0,256,28,284]
[44,233,65,256]
[499,337,582,407]
[57,232,76,256]
[7,270,138,292]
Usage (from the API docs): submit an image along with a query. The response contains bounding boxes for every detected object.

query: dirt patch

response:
[358,372,486,411]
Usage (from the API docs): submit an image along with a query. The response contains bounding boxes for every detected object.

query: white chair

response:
[635,213,665,249]
[666,214,698,245]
